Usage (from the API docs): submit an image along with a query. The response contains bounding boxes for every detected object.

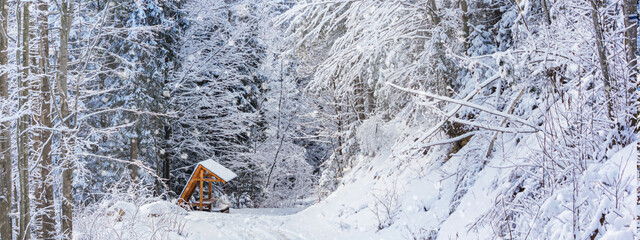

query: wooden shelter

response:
[177,159,237,211]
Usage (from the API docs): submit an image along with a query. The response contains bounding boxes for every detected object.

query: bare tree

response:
[589,0,613,120]
[541,0,551,25]
[622,0,638,130]
[621,0,639,233]
[460,0,470,50]
[130,138,139,183]
[35,0,55,238]
[58,0,74,238]
[623,0,638,83]
[0,0,11,237]
[17,1,31,239]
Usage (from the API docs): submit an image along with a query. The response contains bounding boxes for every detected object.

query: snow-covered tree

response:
[255,3,320,206]
[166,0,267,206]
[278,0,469,198]
[77,0,186,200]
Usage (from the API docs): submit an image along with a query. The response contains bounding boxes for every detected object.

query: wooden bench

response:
[189,198,217,211]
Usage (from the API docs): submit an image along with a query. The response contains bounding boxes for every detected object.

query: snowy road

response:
[91,201,370,240]
[179,208,311,240]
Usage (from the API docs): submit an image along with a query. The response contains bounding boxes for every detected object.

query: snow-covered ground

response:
[78,115,637,240]
[167,207,377,240]
[186,124,636,240]
[173,140,637,240]
[179,209,307,239]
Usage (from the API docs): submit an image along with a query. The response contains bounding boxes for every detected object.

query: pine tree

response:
[76,0,186,200]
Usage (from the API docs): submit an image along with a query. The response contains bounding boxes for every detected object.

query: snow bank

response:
[105,201,138,222]
[139,201,188,217]
[76,200,192,240]
[283,125,638,239]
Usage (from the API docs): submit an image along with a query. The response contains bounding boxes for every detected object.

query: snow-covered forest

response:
[0,0,638,239]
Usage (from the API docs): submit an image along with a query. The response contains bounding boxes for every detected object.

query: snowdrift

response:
[290,117,637,239]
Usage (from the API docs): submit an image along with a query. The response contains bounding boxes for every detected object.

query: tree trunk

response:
[622,0,639,233]
[0,0,12,237]
[330,78,344,176]
[59,0,74,238]
[162,125,171,192]
[460,0,470,50]
[623,0,638,127]
[17,2,31,239]
[35,0,55,238]
[541,0,552,25]
[130,138,139,183]
[589,0,613,121]
[427,0,440,25]
[365,83,375,115]
[353,77,366,122]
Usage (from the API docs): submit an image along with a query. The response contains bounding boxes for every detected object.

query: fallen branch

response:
[400,74,502,144]
[81,153,170,191]
[449,117,535,134]
[485,87,526,158]
[387,82,540,132]
[421,131,476,149]
[510,0,531,33]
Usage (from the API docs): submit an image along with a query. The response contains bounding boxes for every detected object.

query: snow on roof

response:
[199,159,237,182]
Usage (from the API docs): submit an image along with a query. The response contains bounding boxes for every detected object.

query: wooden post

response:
[199,169,203,210]
[208,179,212,200]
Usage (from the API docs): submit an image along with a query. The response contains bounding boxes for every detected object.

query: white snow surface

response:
[173,120,637,240]
[198,159,238,182]
[139,201,188,217]
[82,122,637,240]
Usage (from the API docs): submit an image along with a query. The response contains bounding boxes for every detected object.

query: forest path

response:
[178,208,311,240]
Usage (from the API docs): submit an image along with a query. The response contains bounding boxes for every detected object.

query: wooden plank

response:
[199,168,204,210]
[180,165,205,201]
[190,178,225,182]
